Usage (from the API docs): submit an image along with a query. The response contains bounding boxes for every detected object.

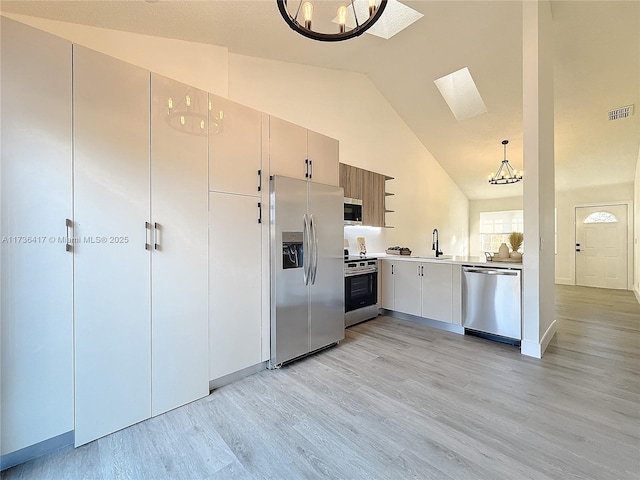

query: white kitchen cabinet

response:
[421,263,453,323]
[74,46,152,447]
[380,259,458,325]
[307,129,339,186]
[209,192,263,380]
[0,18,73,456]
[393,261,422,317]
[74,51,209,446]
[150,73,209,416]
[380,260,395,310]
[209,94,263,196]
[269,116,339,186]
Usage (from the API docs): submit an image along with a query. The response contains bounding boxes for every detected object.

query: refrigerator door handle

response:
[309,214,318,285]
[303,214,310,285]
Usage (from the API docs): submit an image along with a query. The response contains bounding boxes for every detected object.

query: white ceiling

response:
[2,0,638,200]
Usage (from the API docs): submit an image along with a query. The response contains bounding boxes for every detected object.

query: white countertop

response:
[376,253,523,269]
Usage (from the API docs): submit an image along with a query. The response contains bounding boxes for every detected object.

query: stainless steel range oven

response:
[344,258,378,327]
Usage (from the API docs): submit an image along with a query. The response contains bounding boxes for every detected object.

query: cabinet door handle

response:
[258,202,262,224]
[257,169,262,192]
[154,222,160,250]
[305,159,310,178]
[391,264,394,275]
[65,218,73,252]
[417,265,421,276]
[309,159,313,179]
[145,221,151,250]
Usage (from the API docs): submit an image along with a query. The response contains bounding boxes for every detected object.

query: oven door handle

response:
[345,268,378,277]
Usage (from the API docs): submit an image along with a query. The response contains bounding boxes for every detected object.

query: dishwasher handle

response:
[463,267,519,276]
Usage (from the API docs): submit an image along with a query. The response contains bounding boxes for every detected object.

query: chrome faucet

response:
[432,228,443,257]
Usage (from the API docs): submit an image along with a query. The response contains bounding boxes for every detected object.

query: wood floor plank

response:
[2,285,639,479]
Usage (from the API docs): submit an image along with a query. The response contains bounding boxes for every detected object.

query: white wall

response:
[555,183,634,287]
[228,54,469,257]
[634,148,640,301]
[4,13,469,259]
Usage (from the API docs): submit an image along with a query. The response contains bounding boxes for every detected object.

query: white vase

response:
[498,243,510,258]
[510,251,522,260]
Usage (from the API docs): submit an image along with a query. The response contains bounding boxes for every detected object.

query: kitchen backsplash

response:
[344,226,386,256]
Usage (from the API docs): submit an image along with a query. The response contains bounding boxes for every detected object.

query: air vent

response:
[608,105,634,121]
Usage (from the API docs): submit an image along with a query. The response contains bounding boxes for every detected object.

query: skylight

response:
[434,67,487,121]
[334,0,423,40]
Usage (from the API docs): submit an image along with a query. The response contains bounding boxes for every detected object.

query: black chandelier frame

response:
[277,0,388,42]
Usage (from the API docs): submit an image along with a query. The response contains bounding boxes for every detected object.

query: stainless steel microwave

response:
[344,198,363,225]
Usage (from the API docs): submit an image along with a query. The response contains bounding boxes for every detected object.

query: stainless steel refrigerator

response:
[269,175,344,368]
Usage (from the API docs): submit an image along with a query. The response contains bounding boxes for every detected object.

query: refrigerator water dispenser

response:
[282,231,303,269]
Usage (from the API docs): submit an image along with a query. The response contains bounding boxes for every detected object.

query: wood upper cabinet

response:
[269,116,339,186]
[339,163,388,227]
[340,163,362,200]
[362,170,385,227]
[209,94,263,196]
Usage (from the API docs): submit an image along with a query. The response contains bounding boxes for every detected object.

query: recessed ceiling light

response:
[434,67,488,121]
[334,0,423,40]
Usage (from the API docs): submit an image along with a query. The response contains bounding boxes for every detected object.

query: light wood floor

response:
[3,285,639,480]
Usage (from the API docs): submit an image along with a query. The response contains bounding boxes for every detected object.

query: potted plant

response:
[508,232,523,259]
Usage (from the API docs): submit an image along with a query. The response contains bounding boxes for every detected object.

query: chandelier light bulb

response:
[167,97,173,110]
[180,115,185,126]
[302,2,313,29]
[369,0,377,16]
[185,95,191,107]
[337,6,347,33]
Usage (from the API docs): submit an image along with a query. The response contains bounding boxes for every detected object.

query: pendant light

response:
[277,0,388,42]
[488,140,523,185]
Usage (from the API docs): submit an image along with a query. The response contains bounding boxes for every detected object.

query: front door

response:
[575,204,628,289]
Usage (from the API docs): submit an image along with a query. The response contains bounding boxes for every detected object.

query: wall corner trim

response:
[521,320,556,359]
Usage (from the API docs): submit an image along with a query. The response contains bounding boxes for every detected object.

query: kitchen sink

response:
[411,255,453,260]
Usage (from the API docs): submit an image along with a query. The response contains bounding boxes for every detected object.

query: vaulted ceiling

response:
[2,0,638,200]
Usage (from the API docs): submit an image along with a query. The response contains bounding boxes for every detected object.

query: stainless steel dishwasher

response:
[462,266,521,342]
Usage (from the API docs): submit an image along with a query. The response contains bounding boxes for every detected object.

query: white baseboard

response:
[554,278,573,286]
[520,320,557,358]
[540,320,557,355]
[520,339,542,358]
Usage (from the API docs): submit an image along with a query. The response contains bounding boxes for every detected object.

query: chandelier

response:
[488,140,523,185]
[277,0,388,42]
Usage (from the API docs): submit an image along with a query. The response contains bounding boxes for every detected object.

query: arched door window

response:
[583,211,618,224]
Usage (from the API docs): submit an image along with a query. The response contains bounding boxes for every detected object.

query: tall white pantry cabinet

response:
[1,17,74,458]
[73,48,209,445]
[208,95,265,381]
